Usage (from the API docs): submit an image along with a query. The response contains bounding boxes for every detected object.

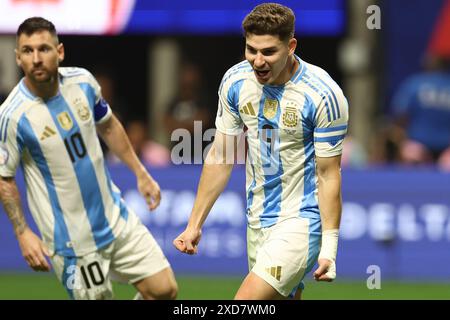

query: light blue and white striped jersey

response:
[215,56,349,229]
[0,67,131,257]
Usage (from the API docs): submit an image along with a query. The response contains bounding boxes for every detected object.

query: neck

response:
[24,75,59,100]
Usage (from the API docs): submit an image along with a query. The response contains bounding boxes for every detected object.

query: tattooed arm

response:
[0,176,27,234]
[0,176,50,271]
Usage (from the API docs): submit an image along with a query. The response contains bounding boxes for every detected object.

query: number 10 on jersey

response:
[64,132,87,162]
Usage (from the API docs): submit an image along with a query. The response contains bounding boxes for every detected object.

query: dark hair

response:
[242,3,295,41]
[17,17,58,41]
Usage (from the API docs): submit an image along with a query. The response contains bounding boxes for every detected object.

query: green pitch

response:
[0,273,449,300]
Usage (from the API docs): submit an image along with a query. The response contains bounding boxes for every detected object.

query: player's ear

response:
[288,38,297,56]
[57,43,65,63]
[15,48,22,67]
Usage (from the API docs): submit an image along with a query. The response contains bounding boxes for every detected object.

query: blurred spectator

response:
[92,67,128,121]
[381,56,450,170]
[164,62,213,163]
[341,135,367,168]
[91,67,129,157]
[108,119,171,167]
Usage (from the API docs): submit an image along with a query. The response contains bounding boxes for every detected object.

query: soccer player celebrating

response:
[0,17,177,300]
[174,3,349,299]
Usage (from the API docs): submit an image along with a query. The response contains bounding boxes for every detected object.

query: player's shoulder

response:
[59,66,92,77]
[302,61,343,90]
[0,85,18,109]
[59,67,97,84]
[220,60,253,88]
[0,84,28,116]
[298,60,346,100]
[223,60,253,77]
[0,84,33,133]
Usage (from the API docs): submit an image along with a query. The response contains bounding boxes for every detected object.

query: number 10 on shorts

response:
[66,261,105,290]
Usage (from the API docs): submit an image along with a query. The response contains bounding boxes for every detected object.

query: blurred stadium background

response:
[1,0,450,300]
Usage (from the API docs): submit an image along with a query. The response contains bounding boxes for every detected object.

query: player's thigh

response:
[246,224,269,272]
[134,267,177,300]
[51,252,113,300]
[235,271,284,300]
[293,288,302,300]
[250,217,320,298]
[109,215,176,297]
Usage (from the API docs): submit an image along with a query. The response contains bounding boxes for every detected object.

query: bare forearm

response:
[98,115,146,176]
[188,155,233,229]
[0,177,28,236]
[317,171,342,230]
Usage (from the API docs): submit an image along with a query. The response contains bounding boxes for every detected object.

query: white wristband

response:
[318,229,339,262]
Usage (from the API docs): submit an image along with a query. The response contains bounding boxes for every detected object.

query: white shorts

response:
[51,214,170,300]
[247,216,321,297]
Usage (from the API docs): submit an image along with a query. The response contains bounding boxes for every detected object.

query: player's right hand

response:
[17,227,51,272]
[173,228,202,255]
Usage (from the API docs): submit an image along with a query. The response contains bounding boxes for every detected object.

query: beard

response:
[29,68,55,83]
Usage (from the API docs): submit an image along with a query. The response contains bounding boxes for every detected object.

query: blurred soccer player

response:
[174,3,348,299]
[0,17,177,300]
[387,56,450,169]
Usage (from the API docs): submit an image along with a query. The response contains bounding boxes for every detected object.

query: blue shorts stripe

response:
[62,256,77,299]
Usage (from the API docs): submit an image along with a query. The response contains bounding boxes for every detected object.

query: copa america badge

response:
[0,145,9,166]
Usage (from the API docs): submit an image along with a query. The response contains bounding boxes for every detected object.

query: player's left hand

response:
[313,258,336,282]
[137,171,161,211]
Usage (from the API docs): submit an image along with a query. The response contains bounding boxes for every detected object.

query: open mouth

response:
[254,69,271,81]
[255,70,270,77]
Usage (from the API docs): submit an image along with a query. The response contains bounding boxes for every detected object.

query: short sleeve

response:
[84,71,112,124]
[93,97,112,124]
[313,88,349,157]
[0,117,23,177]
[214,76,244,136]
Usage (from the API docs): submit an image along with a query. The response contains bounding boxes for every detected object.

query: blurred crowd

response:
[369,56,450,171]
[1,54,450,170]
[2,0,450,171]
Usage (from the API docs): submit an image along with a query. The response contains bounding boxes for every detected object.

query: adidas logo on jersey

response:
[265,266,282,281]
[40,126,56,141]
[240,102,256,116]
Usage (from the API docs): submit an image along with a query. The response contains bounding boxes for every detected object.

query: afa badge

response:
[57,111,73,131]
[74,98,91,122]
[282,106,298,128]
[263,98,278,119]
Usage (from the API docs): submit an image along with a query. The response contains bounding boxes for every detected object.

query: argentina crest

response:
[263,98,278,119]
[282,104,299,128]
[74,98,91,122]
[57,111,73,131]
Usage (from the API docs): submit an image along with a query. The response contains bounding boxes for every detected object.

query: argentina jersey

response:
[0,67,131,256]
[215,55,349,229]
